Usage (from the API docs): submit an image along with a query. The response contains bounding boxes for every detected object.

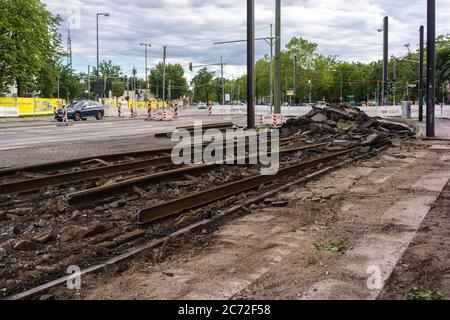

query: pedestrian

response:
[62,104,69,126]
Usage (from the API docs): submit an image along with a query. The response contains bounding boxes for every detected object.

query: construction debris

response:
[282,106,416,143]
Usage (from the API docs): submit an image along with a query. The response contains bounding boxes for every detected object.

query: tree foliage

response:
[0,0,63,96]
[149,63,188,99]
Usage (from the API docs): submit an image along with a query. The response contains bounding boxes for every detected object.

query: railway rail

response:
[0,136,318,195]
[4,137,391,300]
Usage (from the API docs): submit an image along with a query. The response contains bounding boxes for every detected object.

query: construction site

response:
[0,0,450,305]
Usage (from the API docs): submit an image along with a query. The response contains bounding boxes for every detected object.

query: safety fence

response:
[0,97,66,117]
[211,104,450,120]
[103,100,167,109]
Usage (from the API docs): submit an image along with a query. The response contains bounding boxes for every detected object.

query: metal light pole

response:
[293,55,297,106]
[382,16,389,106]
[269,24,274,112]
[140,43,152,94]
[162,46,167,109]
[87,65,91,100]
[220,56,225,106]
[419,26,424,122]
[393,58,397,105]
[308,80,312,103]
[96,12,109,99]
[426,0,436,137]
[274,0,281,114]
[247,0,255,129]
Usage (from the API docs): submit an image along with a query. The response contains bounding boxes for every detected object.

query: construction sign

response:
[0,98,65,117]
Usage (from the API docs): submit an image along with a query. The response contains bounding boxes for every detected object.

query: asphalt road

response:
[0,111,244,151]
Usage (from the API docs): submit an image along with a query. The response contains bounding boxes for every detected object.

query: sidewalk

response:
[414,119,450,140]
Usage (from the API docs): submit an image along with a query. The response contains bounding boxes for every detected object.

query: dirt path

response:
[55,138,450,300]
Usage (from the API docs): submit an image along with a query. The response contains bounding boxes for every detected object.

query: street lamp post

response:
[426,0,436,137]
[96,12,110,100]
[140,43,152,94]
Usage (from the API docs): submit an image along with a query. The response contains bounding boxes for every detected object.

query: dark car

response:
[55,100,104,122]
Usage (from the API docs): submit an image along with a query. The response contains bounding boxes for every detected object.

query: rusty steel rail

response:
[155,122,235,138]
[0,123,233,177]
[0,146,176,178]
[0,155,175,195]
[6,140,391,301]
[0,137,310,195]
[136,148,359,224]
[67,143,328,205]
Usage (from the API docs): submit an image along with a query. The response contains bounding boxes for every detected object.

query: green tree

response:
[191,67,215,102]
[149,63,188,100]
[45,63,84,100]
[0,0,63,96]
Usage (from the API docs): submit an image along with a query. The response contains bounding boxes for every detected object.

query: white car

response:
[197,103,207,110]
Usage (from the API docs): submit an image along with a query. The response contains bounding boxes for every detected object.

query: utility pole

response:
[308,80,312,103]
[274,0,281,114]
[220,56,225,105]
[168,80,172,105]
[247,0,255,129]
[382,16,389,106]
[104,73,107,99]
[426,0,436,137]
[87,65,91,100]
[96,12,109,99]
[67,23,73,70]
[140,43,152,94]
[376,81,380,106]
[190,58,228,104]
[162,46,167,109]
[419,25,424,122]
[269,24,274,112]
[393,58,397,105]
[293,55,297,105]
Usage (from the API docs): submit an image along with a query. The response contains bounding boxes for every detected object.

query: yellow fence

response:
[0,97,66,117]
[104,99,167,109]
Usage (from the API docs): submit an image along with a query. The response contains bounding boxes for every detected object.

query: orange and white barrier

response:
[153,110,173,121]
[259,114,283,128]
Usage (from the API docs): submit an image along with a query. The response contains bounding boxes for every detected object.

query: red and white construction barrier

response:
[153,109,173,121]
[208,104,212,115]
[259,114,283,128]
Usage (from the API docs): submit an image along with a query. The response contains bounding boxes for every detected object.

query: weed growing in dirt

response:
[410,287,443,300]
[313,240,351,253]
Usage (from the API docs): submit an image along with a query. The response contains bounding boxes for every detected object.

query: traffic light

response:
[189,63,193,72]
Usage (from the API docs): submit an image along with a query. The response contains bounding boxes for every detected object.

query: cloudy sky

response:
[43,0,450,81]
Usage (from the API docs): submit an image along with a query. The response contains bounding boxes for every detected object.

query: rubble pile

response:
[281,106,416,146]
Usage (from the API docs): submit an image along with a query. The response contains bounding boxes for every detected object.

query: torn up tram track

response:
[6,139,391,300]
[0,137,311,195]
[0,122,236,178]
[66,143,329,205]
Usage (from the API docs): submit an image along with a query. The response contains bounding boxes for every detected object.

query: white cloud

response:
[44,0,450,79]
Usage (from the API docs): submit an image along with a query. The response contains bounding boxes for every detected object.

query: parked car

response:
[197,102,207,110]
[55,100,104,122]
